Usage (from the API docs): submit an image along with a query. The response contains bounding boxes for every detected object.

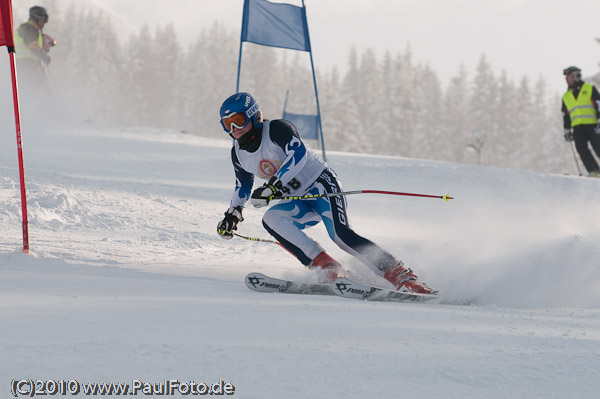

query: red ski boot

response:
[309,251,348,282]
[384,262,434,294]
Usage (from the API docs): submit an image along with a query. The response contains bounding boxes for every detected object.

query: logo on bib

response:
[258,159,279,179]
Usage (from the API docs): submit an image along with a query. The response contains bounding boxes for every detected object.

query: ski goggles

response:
[221,112,250,134]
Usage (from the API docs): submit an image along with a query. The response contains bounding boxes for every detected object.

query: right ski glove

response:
[250,176,283,208]
[217,206,243,239]
[564,129,574,142]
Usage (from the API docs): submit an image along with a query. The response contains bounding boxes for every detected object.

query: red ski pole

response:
[275,190,454,202]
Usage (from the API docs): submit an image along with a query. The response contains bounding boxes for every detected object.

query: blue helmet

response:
[219,92,263,134]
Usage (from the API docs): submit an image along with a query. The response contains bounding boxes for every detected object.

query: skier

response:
[14,6,52,77]
[13,5,56,112]
[216,92,434,294]
[561,66,600,177]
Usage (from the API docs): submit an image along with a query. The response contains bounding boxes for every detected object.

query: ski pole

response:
[234,232,298,258]
[234,232,279,244]
[234,233,305,265]
[568,141,583,176]
[42,63,71,122]
[274,190,454,202]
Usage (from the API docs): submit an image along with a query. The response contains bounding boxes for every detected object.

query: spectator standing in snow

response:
[14,6,54,83]
[216,92,435,294]
[13,6,57,116]
[561,66,600,177]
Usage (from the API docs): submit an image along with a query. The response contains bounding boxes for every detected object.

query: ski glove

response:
[564,129,574,142]
[250,176,283,208]
[217,206,243,239]
[595,124,600,135]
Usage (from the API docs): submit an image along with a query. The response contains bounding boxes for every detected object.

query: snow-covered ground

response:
[1,122,600,398]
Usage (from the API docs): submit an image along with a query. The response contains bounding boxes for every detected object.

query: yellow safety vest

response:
[13,22,43,62]
[562,83,598,126]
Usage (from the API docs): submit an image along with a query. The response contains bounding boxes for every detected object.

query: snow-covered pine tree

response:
[444,64,471,164]
[411,64,443,161]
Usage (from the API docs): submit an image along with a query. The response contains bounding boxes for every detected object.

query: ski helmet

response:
[29,6,49,23]
[563,66,582,82]
[219,92,263,134]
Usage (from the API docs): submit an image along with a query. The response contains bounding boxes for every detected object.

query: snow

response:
[1,123,600,398]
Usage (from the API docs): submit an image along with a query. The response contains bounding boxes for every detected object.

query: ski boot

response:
[309,251,348,282]
[384,262,435,294]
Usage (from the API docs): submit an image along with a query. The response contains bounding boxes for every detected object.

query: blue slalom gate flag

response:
[283,111,319,140]
[241,0,310,52]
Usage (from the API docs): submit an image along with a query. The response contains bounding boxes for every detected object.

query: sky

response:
[20,0,597,97]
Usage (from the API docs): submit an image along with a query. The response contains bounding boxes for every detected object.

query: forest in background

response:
[5,1,600,174]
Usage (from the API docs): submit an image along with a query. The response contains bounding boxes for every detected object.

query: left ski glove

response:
[217,206,243,239]
[595,124,600,135]
[250,176,283,208]
[564,129,574,142]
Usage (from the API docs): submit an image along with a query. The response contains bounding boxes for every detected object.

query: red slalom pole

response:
[1,0,29,253]
[276,189,454,202]
[8,50,29,253]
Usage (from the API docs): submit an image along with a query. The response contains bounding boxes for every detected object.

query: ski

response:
[332,278,439,302]
[245,273,439,302]
[244,272,335,296]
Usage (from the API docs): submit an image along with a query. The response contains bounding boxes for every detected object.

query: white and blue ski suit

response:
[229,119,397,274]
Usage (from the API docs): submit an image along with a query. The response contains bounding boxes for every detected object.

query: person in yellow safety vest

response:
[14,6,51,77]
[562,66,600,177]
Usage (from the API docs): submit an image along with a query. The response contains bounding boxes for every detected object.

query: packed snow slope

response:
[1,124,600,398]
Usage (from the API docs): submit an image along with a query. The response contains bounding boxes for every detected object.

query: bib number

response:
[281,178,302,194]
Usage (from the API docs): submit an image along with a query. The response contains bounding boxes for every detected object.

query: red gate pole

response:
[8,50,29,253]
[1,0,29,253]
